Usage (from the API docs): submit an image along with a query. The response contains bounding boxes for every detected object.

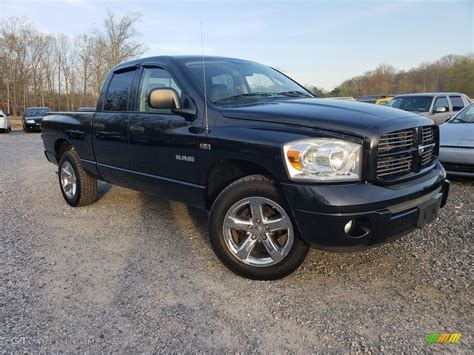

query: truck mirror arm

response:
[172,107,197,120]
[172,94,198,121]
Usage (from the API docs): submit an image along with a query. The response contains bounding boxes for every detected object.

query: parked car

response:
[41,56,449,280]
[0,109,12,133]
[389,93,471,125]
[23,107,51,132]
[439,103,474,177]
[358,94,393,104]
[375,97,394,106]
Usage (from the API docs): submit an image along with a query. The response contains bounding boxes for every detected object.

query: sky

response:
[1,0,473,90]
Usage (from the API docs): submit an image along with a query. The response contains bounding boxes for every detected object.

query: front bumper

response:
[439,147,474,177]
[24,120,42,130]
[281,162,449,251]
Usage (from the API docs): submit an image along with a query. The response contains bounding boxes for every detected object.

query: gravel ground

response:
[1,131,472,353]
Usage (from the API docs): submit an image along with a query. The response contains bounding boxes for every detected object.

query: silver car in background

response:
[389,92,471,125]
[0,109,11,133]
[439,103,474,177]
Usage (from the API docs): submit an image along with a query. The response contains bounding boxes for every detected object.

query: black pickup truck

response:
[41,56,449,280]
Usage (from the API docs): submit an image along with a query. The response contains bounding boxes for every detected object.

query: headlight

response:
[26,119,35,124]
[283,138,362,182]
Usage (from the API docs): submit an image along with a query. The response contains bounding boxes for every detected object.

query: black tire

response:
[58,150,97,207]
[209,175,309,280]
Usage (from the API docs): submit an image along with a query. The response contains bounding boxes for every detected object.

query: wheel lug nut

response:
[263,235,267,240]
[265,225,269,230]
[251,234,257,240]
[248,225,253,230]
[256,219,261,223]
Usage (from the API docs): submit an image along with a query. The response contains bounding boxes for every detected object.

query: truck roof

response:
[395,92,465,97]
[112,55,255,71]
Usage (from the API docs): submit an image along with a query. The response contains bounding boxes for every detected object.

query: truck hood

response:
[219,98,432,138]
[440,123,474,148]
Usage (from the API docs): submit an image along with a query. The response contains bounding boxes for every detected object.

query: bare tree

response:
[95,10,147,68]
[0,10,147,114]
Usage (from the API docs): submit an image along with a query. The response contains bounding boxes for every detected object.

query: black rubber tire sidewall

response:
[58,150,97,207]
[209,175,309,280]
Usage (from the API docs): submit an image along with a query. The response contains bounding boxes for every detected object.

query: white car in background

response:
[0,109,12,133]
[439,103,474,177]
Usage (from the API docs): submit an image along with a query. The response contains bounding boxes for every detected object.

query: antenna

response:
[200,22,209,134]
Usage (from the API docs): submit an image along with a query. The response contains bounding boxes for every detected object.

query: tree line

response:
[1,12,473,114]
[311,54,474,98]
[0,11,146,115]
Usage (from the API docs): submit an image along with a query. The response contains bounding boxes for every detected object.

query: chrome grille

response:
[378,128,414,152]
[421,147,435,166]
[376,125,438,181]
[421,126,436,167]
[422,126,434,144]
[377,154,412,178]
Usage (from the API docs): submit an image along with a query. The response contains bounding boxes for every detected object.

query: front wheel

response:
[58,150,97,207]
[209,175,309,280]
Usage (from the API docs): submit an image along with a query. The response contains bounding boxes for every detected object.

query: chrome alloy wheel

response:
[222,197,294,267]
[60,161,77,199]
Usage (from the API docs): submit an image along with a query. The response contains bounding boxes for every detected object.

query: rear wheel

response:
[209,175,309,280]
[58,150,97,207]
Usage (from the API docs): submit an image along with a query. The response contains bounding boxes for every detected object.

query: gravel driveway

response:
[1,131,472,353]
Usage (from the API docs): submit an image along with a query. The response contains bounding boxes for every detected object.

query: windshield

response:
[389,96,433,112]
[26,109,50,117]
[182,58,313,104]
[449,104,474,123]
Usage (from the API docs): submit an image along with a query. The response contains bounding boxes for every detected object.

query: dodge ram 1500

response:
[41,56,449,279]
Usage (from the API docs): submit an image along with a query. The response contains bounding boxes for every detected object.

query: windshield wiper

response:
[277,91,312,98]
[214,93,276,103]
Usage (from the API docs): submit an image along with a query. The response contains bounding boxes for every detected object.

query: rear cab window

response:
[103,69,137,112]
[449,96,465,111]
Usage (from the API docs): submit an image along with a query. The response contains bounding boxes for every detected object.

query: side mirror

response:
[434,106,447,113]
[148,87,197,121]
[148,88,181,110]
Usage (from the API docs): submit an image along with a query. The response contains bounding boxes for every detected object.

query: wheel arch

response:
[206,159,280,209]
[54,138,74,162]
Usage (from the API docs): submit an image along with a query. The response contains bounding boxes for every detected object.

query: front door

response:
[430,96,451,125]
[126,65,203,205]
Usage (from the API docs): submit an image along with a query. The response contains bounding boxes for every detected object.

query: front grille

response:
[421,126,435,167]
[378,128,414,153]
[376,126,438,181]
[377,154,412,178]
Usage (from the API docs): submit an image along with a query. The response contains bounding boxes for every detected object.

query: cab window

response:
[103,69,136,112]
[138,68,182,113]
[434,96,449,110]
[449,96,465,111]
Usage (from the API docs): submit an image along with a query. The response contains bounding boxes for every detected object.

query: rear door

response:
[449,95,466,114]
[92,66,138,187]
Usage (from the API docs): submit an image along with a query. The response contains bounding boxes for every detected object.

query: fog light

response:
[344,220,353,234]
